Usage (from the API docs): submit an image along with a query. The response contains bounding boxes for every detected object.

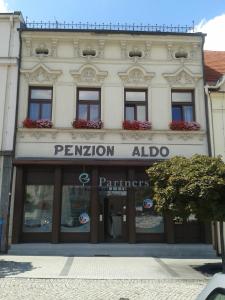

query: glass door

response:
[99,190,127,242]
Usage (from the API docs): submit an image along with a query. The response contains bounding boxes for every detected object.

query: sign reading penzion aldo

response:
[54,144,170,159]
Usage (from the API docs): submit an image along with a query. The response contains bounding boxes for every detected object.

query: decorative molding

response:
[120,41,151,61]
[17,128,106,141]
[98,39,105,58]
[144,41,152,60]
[167,43,201,62]
[70,64,108,85]
[120,131,154,141]
[73,39,80,57]
[118,65,155,86]
[17,128,206,143]
[163,66,202,87]
[21,63,62,83]
[166,131,205,141]
[120,41,127,59]
[24,38,32,56]
[51,39,58,57]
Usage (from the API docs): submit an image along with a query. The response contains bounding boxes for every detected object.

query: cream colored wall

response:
[16,31,208,159]
[0,14,21,152]
[210,91,225,160]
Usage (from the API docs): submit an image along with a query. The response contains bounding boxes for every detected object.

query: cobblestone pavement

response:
[0,278,207,300]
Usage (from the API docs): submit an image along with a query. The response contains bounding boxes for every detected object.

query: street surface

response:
[0,255,220,299]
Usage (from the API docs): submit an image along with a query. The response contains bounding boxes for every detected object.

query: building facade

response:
[204,50,225,254]
[0,12,24,252]
[10,24,210,245]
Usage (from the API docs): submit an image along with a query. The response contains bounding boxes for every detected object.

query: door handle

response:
[123,215,126,222]
[99,214,103,222]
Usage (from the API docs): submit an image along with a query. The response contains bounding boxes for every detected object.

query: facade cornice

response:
[21,31,203,44]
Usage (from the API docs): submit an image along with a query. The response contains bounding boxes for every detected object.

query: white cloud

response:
[0,0,8,12]
[195,14,225,50]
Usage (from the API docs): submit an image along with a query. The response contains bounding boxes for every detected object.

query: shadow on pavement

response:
[192,263,222,277]
[0,260,34,277]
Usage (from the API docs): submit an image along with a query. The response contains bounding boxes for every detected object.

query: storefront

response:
[12,159,209,244]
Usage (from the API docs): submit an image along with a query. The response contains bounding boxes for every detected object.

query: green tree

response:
[146,154,225,272]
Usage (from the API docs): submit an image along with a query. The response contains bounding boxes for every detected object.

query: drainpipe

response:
[201,35,212,157]
[204,86,215,157]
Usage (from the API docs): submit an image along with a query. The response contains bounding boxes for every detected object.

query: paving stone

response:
[0,278,207,300]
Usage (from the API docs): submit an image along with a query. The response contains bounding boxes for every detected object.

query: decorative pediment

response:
[21,63,62,83]
[118,66,155,86]
[163,67,202,87]
[70,64,108,85]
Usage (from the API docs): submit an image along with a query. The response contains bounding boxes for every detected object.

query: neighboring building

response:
[204,50,225,254]
[9,22,210,246]
[0,12,24,252]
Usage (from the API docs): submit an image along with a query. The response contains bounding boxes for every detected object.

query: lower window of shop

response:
[135,189,164,234]
[61,186,91,233]
[23,185,54,232]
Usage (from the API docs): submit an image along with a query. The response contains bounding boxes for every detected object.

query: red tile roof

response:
[204,51,225,84]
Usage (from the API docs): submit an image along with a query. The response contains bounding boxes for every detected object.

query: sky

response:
[1,0,225,50]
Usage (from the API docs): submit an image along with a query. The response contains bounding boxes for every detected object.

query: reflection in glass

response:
[79,90,99,101]
[126,91,146,101]
[172,106,182,121]
[183,106,193,122]
[23,185,53,232]
[61,186,91,232]
[172,92,192,103]
[41,103,52,120]
[29,103,39,120]
[137,106,146,121]
[90,105,99,121]
[135,188,164,233]
[125,106,135,121]
[78,104,88,120]
[31,89,52,100]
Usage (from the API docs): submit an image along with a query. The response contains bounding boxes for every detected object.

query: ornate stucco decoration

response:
[51,39,58,57]
[166,131,205,141]
[21,63,62,83]
[118,65,155,86]
[120,41,151,61]
[144,41,152,60]
[35,43,49,58]
[167,43,201,62]
[73,40,105,59]
[70,64,108,85]
[24,38,32,56]
[120,41,127,59]
[163,66,202,87]
[73,39,80,57]
[17,128,106,141]
[120,131,154,141]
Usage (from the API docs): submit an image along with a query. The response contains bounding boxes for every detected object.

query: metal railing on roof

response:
[23,20,195,33]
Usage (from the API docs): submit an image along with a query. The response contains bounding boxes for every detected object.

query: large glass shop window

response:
[23,185,53,232]
[135,188,164,234]
[61,186,91,232]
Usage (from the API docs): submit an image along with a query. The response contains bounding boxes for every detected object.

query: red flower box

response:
[72,119,103,129]
[169,121,200,131]
[123,120,152,130]
[22,118,36,128]
[23,118,53,128]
